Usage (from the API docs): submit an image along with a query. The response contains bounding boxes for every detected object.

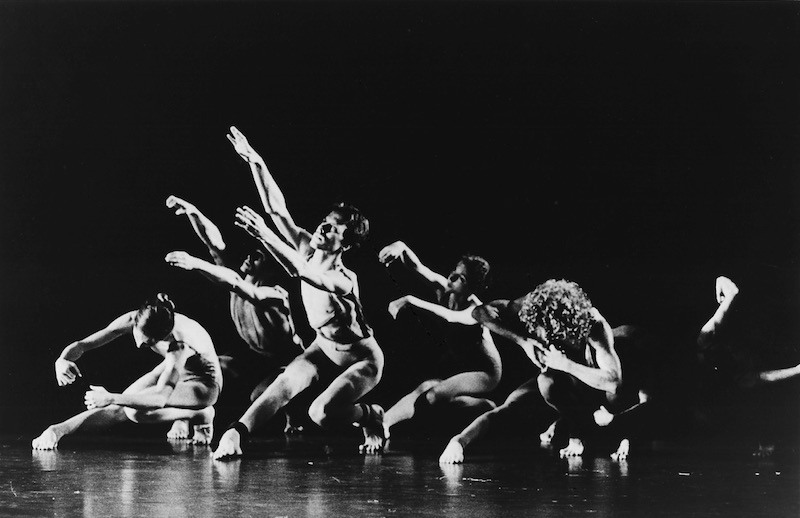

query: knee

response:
[307,399,335,429]
[123,407,151,424]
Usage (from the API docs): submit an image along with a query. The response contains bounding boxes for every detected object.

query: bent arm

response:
[166,195,227,265]
[555,320,622,394]
[59,313,134,362]
[378,241,448,289]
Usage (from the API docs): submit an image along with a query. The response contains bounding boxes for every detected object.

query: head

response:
[133,293,176,348]
[518,279,594,359]
[446,255,491,297]
[310,202,370,253]
[241,249,268,278]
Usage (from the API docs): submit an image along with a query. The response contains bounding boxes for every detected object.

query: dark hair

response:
[459,255,491,295]
[134,293,176,341]
[518,279,594,359]
[331,202,370,249]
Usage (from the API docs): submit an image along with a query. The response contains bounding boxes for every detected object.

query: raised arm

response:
[55,312,135,386]
[388,295,479,325]
[166,195,228,266]
[235,206,353,295]
[227,126,312,251]
[541,310,622,395]
[165,251,290,305]
[378,241,448,289]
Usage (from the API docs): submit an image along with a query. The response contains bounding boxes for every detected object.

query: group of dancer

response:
[32,128,799,463]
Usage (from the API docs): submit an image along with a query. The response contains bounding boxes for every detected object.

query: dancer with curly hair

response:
[213,127,384,459]
[32,294,222,449]
[362,242,501,453]
[440,279,652,463]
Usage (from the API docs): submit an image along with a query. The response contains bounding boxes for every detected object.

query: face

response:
[132,325,169,350]
[310,212,349,252]
[445,262,470,295]
[241,250,266,275]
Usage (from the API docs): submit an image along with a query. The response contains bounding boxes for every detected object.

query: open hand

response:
[165,251,200,271]
[227,126,260,163]
[378,241,406,266]
[235,206,273,242]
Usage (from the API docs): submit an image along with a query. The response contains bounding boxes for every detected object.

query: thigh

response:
[314,358,382,409]
[166,380,219,409]
[429,370,498,400]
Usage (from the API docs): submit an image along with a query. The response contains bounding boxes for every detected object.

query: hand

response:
[715,276,740,304]
[377,241,406,266]
[84,385,113,409]
[166,195,197,216]
[165,251,200,271]
[473,303,500,324]
[235,206,274,243]
[55,358,81,386]
[593,405,615,427]
[388,296,409,319]
[520,337,546,369]
[540,345,570,372]
[227,126,261,164]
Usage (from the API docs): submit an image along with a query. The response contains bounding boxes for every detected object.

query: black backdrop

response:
[1,1,798,436]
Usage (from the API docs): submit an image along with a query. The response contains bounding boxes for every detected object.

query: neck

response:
[310,248,343,270]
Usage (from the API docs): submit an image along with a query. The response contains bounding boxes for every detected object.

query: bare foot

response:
[358,404,386,455]
[593,406,615,427]
[213,428,243,460]
[283,412,304,435]
[438,439,465,464]
[190,407,215,445]
[32,427,61,450]
[167,419,190,440]
[540,419,558,445]
[559,437,585,458]
[611,438,630,461]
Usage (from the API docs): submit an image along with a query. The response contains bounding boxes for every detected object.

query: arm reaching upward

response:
[55,312,136,386]
[166,195,227,266]
[227,126,312,251]
[165,251,290,305]
[378,241,448,289]
[236,206,353,295]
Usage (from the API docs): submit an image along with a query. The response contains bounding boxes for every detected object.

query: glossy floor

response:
[1,433,798,517]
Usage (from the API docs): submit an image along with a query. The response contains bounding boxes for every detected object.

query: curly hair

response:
[459,255,491,296]
[330,202,370,249]
[518,279,594,359]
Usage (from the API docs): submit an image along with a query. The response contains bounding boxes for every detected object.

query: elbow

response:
[605,378,622,398]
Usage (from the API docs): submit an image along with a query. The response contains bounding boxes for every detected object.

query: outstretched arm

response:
[388,295,478,325]
[227,126,312,251]
[472,299,546,368]
[165,251,290,305]
[55,312,136,386]
[541,310,622,395]
[166,195,228,266]
[236,206,353,295]
[378,241,448,289]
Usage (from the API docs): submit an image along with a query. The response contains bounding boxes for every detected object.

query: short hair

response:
[518,279,594,358]
[459,255,491,295]
[331,202,370,249]
[135,293,176,341]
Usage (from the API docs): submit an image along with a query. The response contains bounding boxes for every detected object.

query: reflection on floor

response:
[3,432,798,518]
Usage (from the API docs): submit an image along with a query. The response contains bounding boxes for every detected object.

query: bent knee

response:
[123,407,151,423]
[307,400,336,429]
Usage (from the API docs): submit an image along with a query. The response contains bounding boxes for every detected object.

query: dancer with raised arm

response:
[697,275,800,457]
[165,194,304,434]
[213,127,383,459]
[365,241,500,453]
[32,294,222,449]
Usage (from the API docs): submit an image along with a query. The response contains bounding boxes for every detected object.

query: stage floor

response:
[2,433,798,517]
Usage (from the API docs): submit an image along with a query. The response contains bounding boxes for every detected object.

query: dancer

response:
[165,194,304,434]
[32,294,222,449]
[365,241,500,453]
[212,127,383,459]
[697,276,800,457]
[440,280,653,463]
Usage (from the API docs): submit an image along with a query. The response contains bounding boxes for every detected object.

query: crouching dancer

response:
[212,127,383,459]
[32,294,222,449]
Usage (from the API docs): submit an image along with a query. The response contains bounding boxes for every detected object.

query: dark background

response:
[1,1,798,438]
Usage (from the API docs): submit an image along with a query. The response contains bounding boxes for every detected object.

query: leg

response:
[439,378,540,464]
[382,379,442,438]
[537,371,593,457]
[32,406,130,449]
[213,350,323,460]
